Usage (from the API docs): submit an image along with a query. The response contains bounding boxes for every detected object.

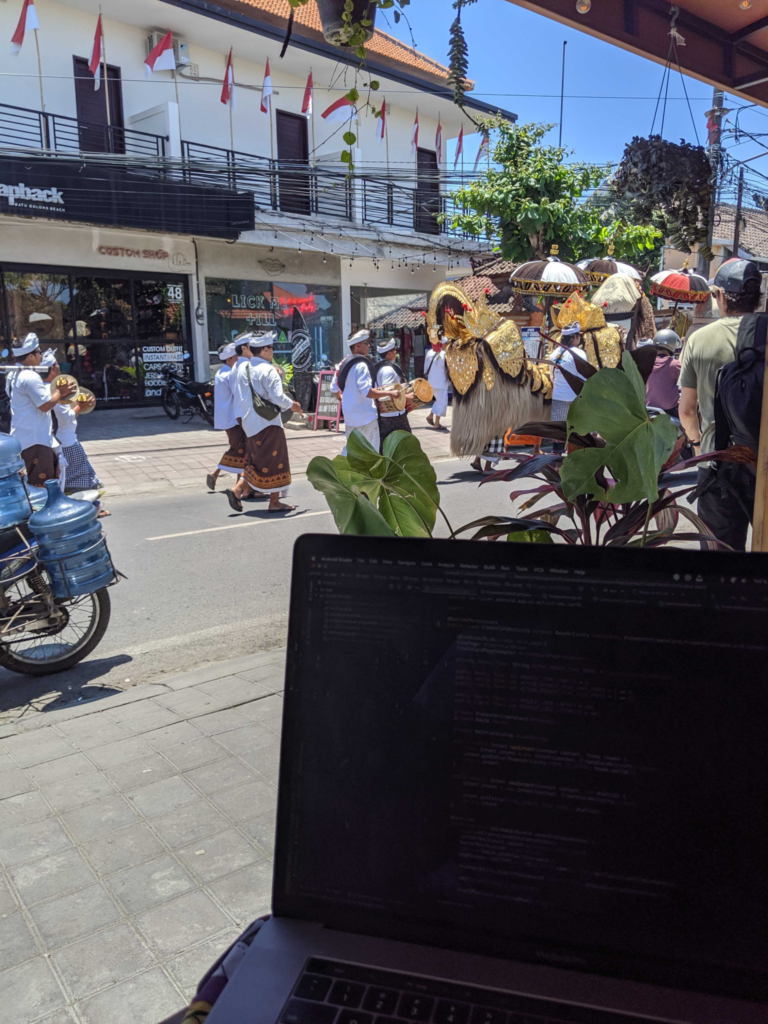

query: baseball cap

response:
[713,258,761,295]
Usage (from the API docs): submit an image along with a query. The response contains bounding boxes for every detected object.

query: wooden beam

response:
[735,71,768,89]
[731,15,768,44]
[623,0,637,36]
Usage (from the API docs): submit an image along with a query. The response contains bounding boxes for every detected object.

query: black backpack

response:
[714,314,768,455]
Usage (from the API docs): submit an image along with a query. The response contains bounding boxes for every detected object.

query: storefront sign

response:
[522,327,542,359]
[141,343,185,398]
[0,182,64,211]
[312,370,342,432]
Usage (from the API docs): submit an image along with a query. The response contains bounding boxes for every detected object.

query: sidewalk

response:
[0,649,287,1024]
[78,407,454,498]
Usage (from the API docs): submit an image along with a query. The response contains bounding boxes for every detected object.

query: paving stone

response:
[167,928,241,998]
[155,690,232,717]
[0,752,17,772]
[0,816,72,869]
[87,736,155,769]
[162,736,228,773]
[0,790,51,830]
[39,772,115,813]
[114,706,182,735]
[214,722,277,757]
[143,721,205,751]
[52,922,155,1002]
[150,799,231,850]
[104,752,177,792]
[29,882,120,949]
[238,693,284,721]
[0,768,35,800]
[0,874,18,917]
[1,957,67,1022]
[241,813,277,857]
[54,717,130,751]
[25,753,97,787]
[126,776,198,818]
[197,676,275,704]
[235,662,286,685]
[83,822,166,876]
[77,966,183,1024]
[0,911,39,970]
[2,730,76,767]
[107,854,196,914]
[241,740,282,776]
[137,889,232,958]
[106,700,178,728]
[208,779,277,823]
[192,707,253,736]
[208,860,273,926]
[62,795,139,843]
[177,829,262,884]
[185,757,257,796]
[10,848,96,906]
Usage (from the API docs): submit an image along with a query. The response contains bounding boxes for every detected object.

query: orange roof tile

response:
[211,0,471,87]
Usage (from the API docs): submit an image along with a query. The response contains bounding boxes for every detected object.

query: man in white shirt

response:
[225,332,301,514]
[549,322,587,452]
[207,342,249,493]
[374,338,411,449]
[8,333,75,486]
[425,337,450,430]
[331,329,398,456]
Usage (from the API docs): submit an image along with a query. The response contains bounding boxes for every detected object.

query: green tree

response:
[445,118,661,264]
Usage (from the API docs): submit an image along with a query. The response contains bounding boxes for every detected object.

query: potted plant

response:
[315,0,378,47]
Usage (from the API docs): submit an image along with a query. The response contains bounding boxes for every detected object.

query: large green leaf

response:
[378,490,431,537]
[562,352,677,504]
[306,456,395,536]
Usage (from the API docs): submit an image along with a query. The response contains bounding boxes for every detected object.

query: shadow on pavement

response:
[0,653,133,720]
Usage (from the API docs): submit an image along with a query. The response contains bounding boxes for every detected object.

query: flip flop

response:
[268,504,297,514]
[426,414,435,426]
[97,509,111,518]
[241,493,267,502]
[206,474,217,491]
[224,489,243,513]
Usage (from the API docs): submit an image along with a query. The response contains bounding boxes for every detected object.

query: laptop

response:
[208,535,768,1024]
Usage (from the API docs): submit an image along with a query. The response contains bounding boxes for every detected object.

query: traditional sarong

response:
[243,425,292,494]
[341,418,380,458]
[218,424,247,474]
[22,444,57,488]
[378,412,411,450]
[431,388,449,418]
[61,442,100,492]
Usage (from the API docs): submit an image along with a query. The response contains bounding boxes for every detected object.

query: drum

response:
[378,379,433,416]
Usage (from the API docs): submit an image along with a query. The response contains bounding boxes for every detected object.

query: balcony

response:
[0,102,167,159]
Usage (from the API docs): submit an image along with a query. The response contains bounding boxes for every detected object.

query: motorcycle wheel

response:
[0,588,111,676]
[162,389,181,420]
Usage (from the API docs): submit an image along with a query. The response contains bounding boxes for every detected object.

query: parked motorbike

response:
[160,362,214,427]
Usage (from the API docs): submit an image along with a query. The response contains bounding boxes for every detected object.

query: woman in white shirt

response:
[424,338,450,430]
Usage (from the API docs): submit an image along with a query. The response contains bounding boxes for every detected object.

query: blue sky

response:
[379,0,768,202]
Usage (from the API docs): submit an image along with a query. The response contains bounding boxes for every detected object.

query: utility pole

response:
[700,88,724,275]
[733,166,745,258]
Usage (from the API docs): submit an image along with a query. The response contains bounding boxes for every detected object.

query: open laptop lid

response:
[274,536,768,1004]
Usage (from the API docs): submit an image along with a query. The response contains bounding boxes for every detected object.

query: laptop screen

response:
[275,536,768,1003]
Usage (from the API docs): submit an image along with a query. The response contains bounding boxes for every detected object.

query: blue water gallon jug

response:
[0,432,31,529]
[28,480,115,598]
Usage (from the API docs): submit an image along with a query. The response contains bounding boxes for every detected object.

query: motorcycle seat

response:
[186,381,212,396]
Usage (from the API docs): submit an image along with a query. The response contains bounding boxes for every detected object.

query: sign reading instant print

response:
[141,344,185,398]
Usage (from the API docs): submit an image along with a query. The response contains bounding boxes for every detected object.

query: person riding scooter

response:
[645,329,682,418]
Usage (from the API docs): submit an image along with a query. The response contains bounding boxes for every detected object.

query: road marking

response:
[147,509,332,541]
[115,454,147,463]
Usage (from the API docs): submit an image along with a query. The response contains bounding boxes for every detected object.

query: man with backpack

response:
[679,259,761,550]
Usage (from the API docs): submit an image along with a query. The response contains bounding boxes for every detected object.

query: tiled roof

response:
[461,273,519,315]
[213,0,466,86]
[367,303,427,330]
[715,203,768,260]
[469,253,516,279]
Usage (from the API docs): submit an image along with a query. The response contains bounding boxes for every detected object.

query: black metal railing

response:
[0,103,167,158]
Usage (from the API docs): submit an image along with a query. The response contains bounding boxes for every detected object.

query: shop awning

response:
[507,1,768,108]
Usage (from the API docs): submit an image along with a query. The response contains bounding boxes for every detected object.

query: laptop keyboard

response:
[280,958,653,1024]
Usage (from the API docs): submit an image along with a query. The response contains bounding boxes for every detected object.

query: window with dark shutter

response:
[73,56,124,154]
[276,110,311,215]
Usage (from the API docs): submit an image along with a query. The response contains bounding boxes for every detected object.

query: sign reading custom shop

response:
[0,156,254,238]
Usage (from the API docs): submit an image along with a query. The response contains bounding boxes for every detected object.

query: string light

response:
[576,0,591,12]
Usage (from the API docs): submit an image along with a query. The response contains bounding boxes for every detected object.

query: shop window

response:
[134,280,187,341]
[4,272,72,343]
[72,276,132,340]
[79,342,139,405]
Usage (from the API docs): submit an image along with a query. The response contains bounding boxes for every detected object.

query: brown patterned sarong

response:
[22,444,58,488]
[242,425,291,494]
[218,424,246,474]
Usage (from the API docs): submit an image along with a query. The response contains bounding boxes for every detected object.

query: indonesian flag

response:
[474,132,489,171]
[260,59,272,114]
[88,15,104,90]
[10,0,39,56]
[377,99,386,145]
[436,117,443,164]
[322,96,356,123]
[454,125,463,168]
[221,48,236,109]
[145,30,175,77]
[302,71,313,116]
[411,110,419,154]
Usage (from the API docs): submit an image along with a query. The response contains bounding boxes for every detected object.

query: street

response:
[0,458,513,723]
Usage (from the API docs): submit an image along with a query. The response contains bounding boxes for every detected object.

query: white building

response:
[0,0,514,407]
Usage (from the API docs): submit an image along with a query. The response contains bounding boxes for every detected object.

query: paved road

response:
[0,459,512,722]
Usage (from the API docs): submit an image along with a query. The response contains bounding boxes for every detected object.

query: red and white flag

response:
[302,70,313,116]
[321,96,356,124]
[454,125,464,168]
[411,109,419,154]
[145,30,175,77]
[10,0,39,56]
[260,59,273,114]
[88,15,104,90]
[377,99,386,145]
[221,48,236,109]
[436,117,443,164]
[473,132,489,171]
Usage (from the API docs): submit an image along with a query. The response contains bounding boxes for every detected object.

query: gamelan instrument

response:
[55,375,96,411]
[378,378,433,415]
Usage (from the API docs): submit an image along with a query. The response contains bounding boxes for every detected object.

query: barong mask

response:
[549,292,623,370]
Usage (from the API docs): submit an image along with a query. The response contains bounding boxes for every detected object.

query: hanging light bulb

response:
[322,255,327,264]
[576,0,591,12]
[739,0,753,8]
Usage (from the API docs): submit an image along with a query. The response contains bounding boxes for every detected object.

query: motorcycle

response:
[160,362,214,427]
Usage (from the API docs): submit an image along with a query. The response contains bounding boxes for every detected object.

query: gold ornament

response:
[445,344,479,395]
[553,292,606,332]
[583,326,622,369]
[482,360,496,391]
[486,320,525,379]
[463,291,502,338]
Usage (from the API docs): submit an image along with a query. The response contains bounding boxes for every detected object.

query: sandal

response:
[224,489,243,513]
[426,414,434,426]
[206,474,217,491]
[268,503,297,514]
[97,509,112,518]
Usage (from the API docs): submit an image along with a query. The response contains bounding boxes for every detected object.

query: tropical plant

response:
[445,120,662,263]
[274,357,295,386]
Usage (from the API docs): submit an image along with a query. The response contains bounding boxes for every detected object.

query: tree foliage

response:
[445,118,661,263]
